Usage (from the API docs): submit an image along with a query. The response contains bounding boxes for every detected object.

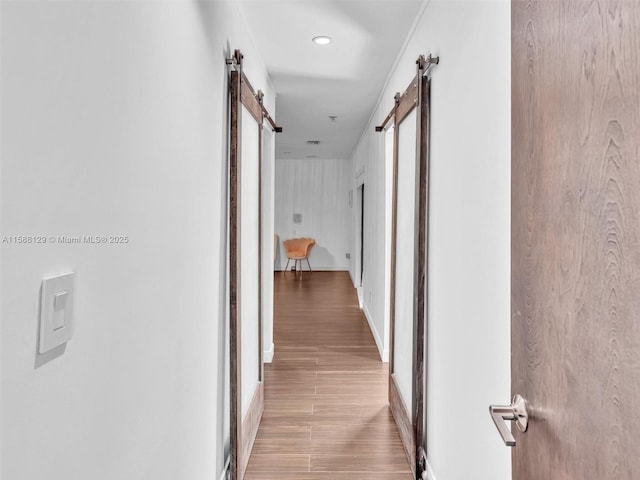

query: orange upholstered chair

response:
[283,238,316,276]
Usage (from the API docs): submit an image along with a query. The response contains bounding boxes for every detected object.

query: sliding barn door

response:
[228,50,280,480]
[381,55,437,479]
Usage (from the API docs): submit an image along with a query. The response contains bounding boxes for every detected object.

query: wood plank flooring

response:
[244,271,412,480]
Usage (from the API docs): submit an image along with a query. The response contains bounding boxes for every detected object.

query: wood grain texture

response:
[388,66,430,478]
[243,474,412,480]
[244,272,412,480]
[258,98,264,383]
[241,75,263,123]
[229,68,242,480]
[412,74,429,472]
[230,59,267,480]
[389,373,415,472]
[241,383,265,475]
[396,75,419,126]
[512,1,640,479]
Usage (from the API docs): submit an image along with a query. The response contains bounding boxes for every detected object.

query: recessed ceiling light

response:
[312,36,332,45]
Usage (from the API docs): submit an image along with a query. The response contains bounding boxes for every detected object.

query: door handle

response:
[489,394,528,447]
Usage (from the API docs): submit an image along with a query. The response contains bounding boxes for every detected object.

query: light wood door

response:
[511,1,640,478]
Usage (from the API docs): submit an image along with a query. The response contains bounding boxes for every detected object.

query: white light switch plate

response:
[39,272,75,353]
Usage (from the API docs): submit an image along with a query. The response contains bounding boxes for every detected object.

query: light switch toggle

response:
[39,272,75,353]
[53,291,68,330]
[54,291,68,310]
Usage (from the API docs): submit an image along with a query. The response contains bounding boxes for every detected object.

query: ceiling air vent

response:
[306,140,320,145]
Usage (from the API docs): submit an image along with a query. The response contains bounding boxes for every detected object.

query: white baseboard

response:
[263,342,274,363]
[219,456,230,480]
[425,458,437,480]
[274,266,349,272]
[362,301,389,362]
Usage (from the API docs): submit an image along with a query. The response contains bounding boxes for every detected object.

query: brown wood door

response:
[385,56,435,479]
[511,1,640,478]
[228,49,282,480]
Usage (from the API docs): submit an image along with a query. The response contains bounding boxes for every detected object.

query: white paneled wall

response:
[274,158,351,271]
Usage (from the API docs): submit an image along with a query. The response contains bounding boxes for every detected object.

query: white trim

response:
[354,182,365,289]
[362,301,389,363]
[219,456,230,480]
[425,458,437,480]
[274,266,349,272]
[350,0,432,160]
[356,286,364,309]
[348,266,356,287]
[383,126,394,372]
[263,342,274,363]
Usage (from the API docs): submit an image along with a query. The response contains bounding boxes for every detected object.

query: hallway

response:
[245,271,411,479]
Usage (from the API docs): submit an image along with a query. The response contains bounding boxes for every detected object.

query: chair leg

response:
[306,258,312,274]
[284,258,290,274]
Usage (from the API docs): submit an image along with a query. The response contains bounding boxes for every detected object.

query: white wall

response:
[261,129,275,362]
[393,108,418,409]
[350,1,511,479]
[349,121,387,359]
[240,106,261,415]
[0,2,275,479]
[274,158,350,271]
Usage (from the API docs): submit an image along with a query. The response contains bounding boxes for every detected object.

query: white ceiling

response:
[238,0,425,160]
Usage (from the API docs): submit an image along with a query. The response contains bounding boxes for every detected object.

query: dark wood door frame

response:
[376,54,438,479]
[227,49,281,480]
[359,183,365,285]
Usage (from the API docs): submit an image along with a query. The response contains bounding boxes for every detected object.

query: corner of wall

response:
[219,456,230,480]
[348,268,356,287]
[362,301,388,362]
[425,458,438,480]
[263,342,274,363]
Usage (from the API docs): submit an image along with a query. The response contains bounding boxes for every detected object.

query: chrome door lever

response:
[489,394,528,447]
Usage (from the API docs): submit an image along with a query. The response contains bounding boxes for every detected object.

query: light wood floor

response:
[244,271,412,480]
